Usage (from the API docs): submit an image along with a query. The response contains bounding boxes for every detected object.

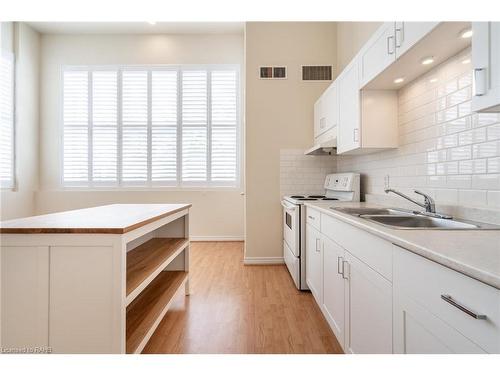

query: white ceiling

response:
[26,22,244,35]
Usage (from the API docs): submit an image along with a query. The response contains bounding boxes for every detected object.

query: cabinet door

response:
[393,293,486,354]
[313,96,323,139]
[359,23,396,87]
[305,224,323,304]
[322,236,345,349]
[1,246,49,348]
[394,22,439,58]
[49,246,124,353]
[324,82,338,132]
[472,22,500,112]
[344,252,392,354]
[337,61,360,154]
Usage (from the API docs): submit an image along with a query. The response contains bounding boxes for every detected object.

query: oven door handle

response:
[281,200,297,211]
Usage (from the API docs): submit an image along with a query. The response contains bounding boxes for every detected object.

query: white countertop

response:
[304,201,500,290]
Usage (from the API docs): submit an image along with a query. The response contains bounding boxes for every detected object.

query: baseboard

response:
[190,236,245,242]
[243,257,284,265]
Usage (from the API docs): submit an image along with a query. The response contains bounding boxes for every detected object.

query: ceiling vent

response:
[302,65,333,81]
[259,66,287,79]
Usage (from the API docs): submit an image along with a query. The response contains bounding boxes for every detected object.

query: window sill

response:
[54,186,242,193]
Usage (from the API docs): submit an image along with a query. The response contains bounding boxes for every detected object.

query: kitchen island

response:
[0,204,191,354]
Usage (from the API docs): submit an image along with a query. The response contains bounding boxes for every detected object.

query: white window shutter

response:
[61,65,239,188]
[211,70,238,182]
[0,51,14,188]
[63,70,89,183]
[182,70,207,182]
[151,70,177,183]
[122,70,148,182]
[92,71,118,183]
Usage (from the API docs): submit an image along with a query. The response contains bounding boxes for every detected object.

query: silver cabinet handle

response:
[308,215,315,220]
[441,294,487,320]
[395,22,404,48]
[387,35,394,55]
[342,260,349,279]
[337,256,344,275]
[315,238,321,252]
[473,68,487,96]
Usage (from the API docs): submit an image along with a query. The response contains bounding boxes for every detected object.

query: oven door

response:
[281,200,300,257]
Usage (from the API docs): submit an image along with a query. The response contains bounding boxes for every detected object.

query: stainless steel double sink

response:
[331,207,500,230]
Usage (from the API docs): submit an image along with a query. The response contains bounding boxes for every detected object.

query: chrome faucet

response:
[384,188,436,213]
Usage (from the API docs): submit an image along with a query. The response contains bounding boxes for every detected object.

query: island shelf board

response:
[126,271,188,354]
[126,237,189,305]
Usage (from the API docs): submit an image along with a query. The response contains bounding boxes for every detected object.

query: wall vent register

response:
[302,65,333,81]
[259,66,287,79]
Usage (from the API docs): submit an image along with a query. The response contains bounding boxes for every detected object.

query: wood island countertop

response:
[0,204,192,234]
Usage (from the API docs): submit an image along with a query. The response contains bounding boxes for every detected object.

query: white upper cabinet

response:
[313,82,338,140]
[359,23,396,87]
[338,61,361,154]
[394,22,439,58]
[472,22,500,112]
[338,60,398,155]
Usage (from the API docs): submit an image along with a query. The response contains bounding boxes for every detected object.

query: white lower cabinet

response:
[344,251,393,354]
[393,245,500,354]
[306,223,323,304]
[306,208,393,353]
[306,207,500,354]
[322,236,346,349]
[393,293,485,353]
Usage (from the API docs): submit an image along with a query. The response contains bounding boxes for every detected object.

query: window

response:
[0,50,15,188]
[62,65,240,188]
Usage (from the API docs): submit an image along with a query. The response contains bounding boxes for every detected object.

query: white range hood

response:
[304,138,337,155]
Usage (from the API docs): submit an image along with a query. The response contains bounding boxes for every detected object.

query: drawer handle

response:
[440,294,487,320]
[308,215,315,220]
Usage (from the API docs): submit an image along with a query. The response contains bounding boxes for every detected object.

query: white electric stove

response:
[281,173,360,290]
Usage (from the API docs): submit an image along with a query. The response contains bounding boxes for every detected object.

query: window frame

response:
[60,64,241,190]
[1,49,16,190]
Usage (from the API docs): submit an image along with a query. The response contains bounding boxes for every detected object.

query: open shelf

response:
[126,270,188,354]
[126,237,188,305]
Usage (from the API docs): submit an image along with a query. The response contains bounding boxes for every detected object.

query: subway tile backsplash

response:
[337,48,500,210]
[280,149,336,197]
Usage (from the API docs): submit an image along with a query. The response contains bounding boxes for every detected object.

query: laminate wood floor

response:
[143,241,343,354]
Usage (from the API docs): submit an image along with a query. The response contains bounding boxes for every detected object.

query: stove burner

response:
[322,198,338,201]
[308,195,325,198]
[290,195,305,198]
[297,198,317,201]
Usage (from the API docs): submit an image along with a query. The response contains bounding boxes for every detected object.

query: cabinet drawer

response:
[306,207,321,231]
[321,213,393,281]
[394,246,500,353]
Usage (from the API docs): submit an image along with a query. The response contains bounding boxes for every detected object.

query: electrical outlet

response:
[384,175,390,190]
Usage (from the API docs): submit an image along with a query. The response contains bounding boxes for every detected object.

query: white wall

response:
[0,23,40,220]
[38,33,245,240]
[245,22,337,261]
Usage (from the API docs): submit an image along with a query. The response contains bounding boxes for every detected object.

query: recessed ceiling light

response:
[421,56,435,65]
[394,77,405,84]
[429,78,438,83]
[460,28,473,39]
[147,21,156,25]
[462,58,471,64]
